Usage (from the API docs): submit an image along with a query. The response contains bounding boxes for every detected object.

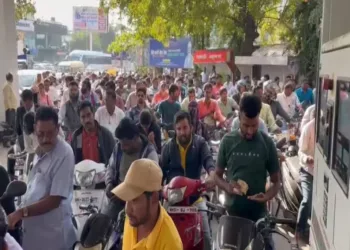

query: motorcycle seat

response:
[80,213,115,248]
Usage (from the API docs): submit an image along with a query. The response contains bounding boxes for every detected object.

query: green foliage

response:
[287,0,322,78]
[102,0,303,56]
[15,0,36,20]
[70,32,102,51]
[102,0,322,77]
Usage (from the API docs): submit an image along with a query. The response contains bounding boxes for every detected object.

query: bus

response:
[311,0,350,249]
[67,50,112,65]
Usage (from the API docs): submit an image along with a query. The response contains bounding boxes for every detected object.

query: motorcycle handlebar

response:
[272,217,296,226]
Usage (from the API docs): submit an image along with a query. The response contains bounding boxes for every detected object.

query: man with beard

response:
[215,95,280,250]
[59,81,81,142]
[111,159,182,250]
[70,101,115,165]
[161,111,215,250]
[103,117,158,221]
[128,87,149,123]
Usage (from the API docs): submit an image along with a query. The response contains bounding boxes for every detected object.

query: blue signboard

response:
[149,38,193,69]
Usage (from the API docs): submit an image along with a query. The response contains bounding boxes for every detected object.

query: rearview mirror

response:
[1,181,27,200]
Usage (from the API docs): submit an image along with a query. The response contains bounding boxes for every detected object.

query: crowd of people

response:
[0,69,317,250]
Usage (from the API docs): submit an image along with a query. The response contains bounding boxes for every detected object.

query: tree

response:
[101,0,297,56]
[15,0,36,20]
[70,32,102,51]
[290,0,322,79]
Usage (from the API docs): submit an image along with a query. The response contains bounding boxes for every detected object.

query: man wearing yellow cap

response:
[112,159,183,250]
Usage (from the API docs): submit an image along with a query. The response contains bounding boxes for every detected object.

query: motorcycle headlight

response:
[168,187,186,205]
[74,169,96,187]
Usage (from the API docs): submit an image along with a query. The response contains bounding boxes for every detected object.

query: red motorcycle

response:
[163,176,221,250]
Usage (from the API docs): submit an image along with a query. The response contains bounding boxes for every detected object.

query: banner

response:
[73,7,108,33]
[16,20,34,32]
[193,50,230,64]
[149,38,193,69]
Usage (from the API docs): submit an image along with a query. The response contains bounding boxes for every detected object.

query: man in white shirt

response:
[201,67,208,84]
[296,110,315,244]
[95,91,125,137]
[60,76,75,108]
[300,104,315,131]
[276,82,300,117]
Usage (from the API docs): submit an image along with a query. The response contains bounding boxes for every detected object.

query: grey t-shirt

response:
[119,152,139,183]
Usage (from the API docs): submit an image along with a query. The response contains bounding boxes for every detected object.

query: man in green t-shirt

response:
[215,94,281,222]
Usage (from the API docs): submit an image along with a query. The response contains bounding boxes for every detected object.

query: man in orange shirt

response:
[152,81,169,107]
[212,74,224,99]
[197,83,226,127]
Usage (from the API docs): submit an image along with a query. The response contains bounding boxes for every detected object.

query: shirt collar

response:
[176,135,192,150]
[145,205,166,249]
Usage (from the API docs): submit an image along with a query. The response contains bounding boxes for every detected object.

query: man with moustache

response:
[71,101,115,165]
[59,81,81,142]
[161,111,215,250]
[7,107,76,250]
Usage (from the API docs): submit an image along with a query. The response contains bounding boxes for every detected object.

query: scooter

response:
[0,122,16,148]
[0,180,27,246]
[162,176,221,250]
[73,206,125,250]
[72,160,107,239]
[212,213,298,250]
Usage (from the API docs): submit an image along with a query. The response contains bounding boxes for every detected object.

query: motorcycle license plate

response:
[72,190,104,212]
[167,206,198,214]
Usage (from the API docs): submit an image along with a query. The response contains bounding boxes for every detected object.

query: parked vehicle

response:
[162,176,220,250]
[57,61,84,75]
[212,213,298,250]
[73,207,125,250]
[18,69,45,94]
[0,181,27,247]
[72,160,107,239]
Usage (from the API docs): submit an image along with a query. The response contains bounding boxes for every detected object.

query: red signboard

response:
[193,50,230,64]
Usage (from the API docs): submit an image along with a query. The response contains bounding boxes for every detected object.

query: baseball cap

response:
[111,159,163,201]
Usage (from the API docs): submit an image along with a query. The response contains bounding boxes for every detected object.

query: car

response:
[18,69,45,94]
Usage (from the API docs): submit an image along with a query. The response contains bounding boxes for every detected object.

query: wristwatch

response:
[22,207,29,217]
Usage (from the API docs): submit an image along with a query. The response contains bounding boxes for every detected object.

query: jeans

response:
[195,200,212,250]
[296,168,313,233]
[5,109,16,128]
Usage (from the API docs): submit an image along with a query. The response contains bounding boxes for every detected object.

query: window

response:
[332,79,350,196]
[316,77,332,164]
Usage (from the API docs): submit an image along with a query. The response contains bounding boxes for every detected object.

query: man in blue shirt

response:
[295,80,314,107]
[7,106,76,250]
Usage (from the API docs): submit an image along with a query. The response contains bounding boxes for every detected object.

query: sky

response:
[34,0,124,30]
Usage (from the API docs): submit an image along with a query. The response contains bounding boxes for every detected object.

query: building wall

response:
[0,1,19,121]
[261,65,293,82]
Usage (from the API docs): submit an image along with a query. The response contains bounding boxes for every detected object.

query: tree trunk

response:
[239,13,259,56]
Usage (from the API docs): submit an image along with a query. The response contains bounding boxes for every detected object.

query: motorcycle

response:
[162,176,221,250]
[73,206,125,250]
[213,213,298,250]
[0,122,16,148]
[72,160,107,239]
[0,181,27,246]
